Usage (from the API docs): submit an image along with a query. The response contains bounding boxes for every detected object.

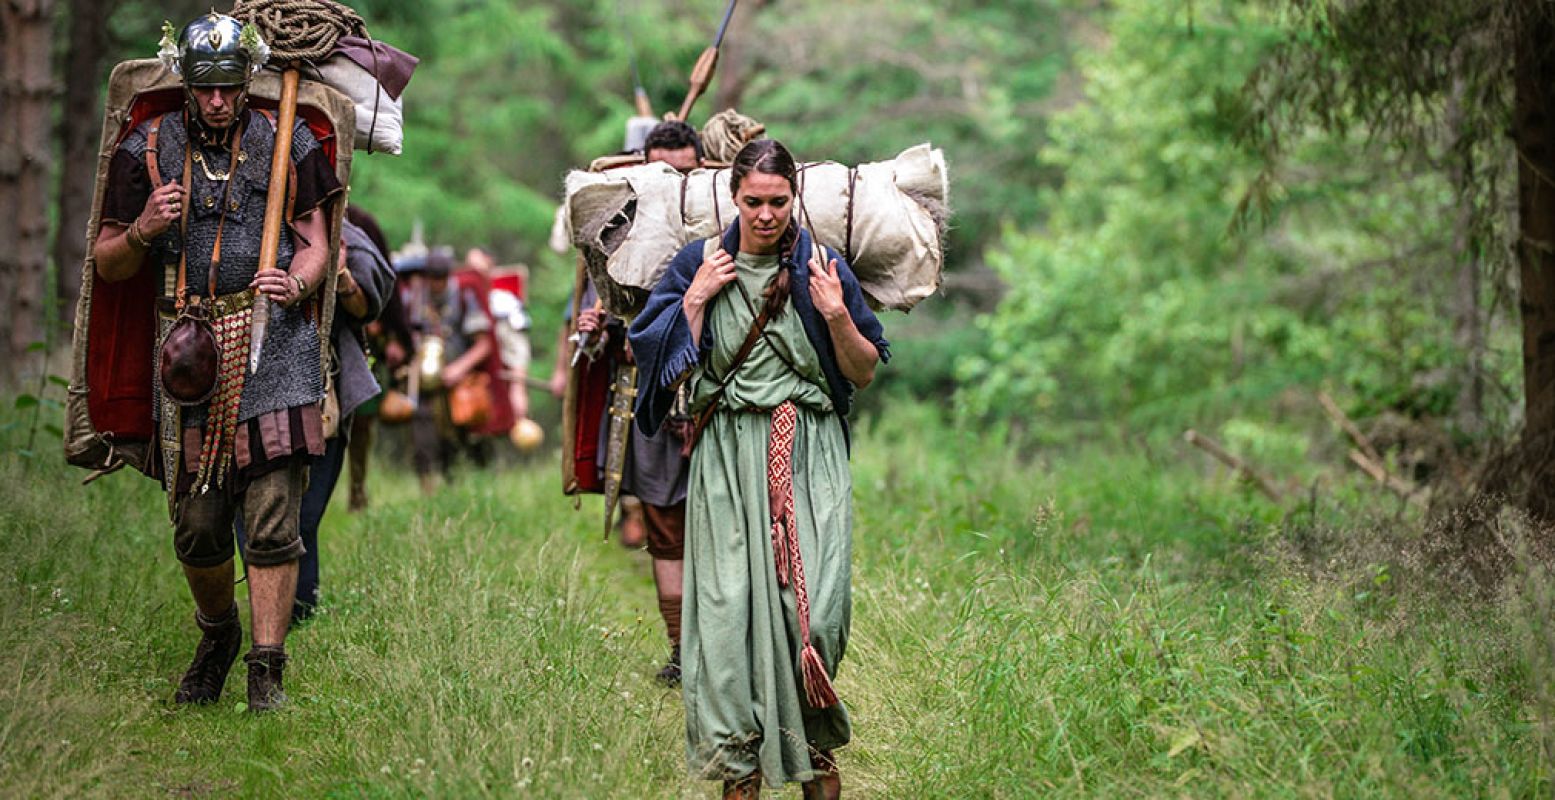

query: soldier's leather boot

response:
[244,645,288,712]
[655,643,682,688]
[722,771,761,800]
[174,605,242,705]
[801,750,841,800]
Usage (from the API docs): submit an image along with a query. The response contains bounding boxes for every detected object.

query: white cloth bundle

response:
[564,144,948,317]
[314,56,404,155]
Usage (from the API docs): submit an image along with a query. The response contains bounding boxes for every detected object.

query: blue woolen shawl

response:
[627,224,891,451]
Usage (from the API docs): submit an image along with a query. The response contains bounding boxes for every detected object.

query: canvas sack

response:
[314,56,404,155]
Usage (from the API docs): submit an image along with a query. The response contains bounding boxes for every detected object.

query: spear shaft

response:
[674,0,738,121]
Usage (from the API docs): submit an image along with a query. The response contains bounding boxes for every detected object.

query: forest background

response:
[8,0,1555,796]
[2,0,1534,468]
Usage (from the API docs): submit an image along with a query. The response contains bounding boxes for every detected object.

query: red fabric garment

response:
[455,268,516,436]
[570,344,614,494]
[84,88,184,442]
[490,268,526,302]
[178,403,325,494]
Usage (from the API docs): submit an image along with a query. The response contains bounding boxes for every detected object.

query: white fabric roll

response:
[314,56,404,156]
[564,144,948,317]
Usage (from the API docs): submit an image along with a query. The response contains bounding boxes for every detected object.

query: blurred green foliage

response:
[959,0,1513,433]
[330,0,1072,274]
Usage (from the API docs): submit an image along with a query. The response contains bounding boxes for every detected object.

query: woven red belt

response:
[767,400,839,709]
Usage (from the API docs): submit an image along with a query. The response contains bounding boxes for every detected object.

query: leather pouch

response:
[159,303,221,405]
[378,388,416,424]
[449,372,492,430]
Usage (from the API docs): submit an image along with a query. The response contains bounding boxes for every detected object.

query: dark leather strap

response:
[205,118,245,304]
[177,115,245,309]
[366,34,382,154]
[684,299,773,455]
[679,173,690,228]
[844,168,858,263]
[175,130,192,305]
[145,114,165,186]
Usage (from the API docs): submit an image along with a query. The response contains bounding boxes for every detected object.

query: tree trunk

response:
[1447,66,1484,438]
[1513,4,1555,516]
[53,0,117,332]
[0,0,57,388]
[711,0,771,115]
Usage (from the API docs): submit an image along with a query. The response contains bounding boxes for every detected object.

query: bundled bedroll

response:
[563,143,950,319]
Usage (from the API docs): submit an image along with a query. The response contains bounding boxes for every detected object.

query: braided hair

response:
[729,139,801,320]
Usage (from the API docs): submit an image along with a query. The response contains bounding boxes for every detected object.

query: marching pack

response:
[65,60,356,482]
[562,143,950,319]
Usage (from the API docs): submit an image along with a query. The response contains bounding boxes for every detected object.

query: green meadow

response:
[1,402,1548,798]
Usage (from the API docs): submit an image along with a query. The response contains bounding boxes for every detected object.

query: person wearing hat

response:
[91,12,342,711]
[404,247,493,493]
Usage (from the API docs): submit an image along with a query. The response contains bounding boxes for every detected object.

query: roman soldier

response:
[91,12,342,711]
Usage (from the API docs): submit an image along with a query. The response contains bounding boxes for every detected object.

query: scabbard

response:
[602,363,638,540]
[155,305,183,520]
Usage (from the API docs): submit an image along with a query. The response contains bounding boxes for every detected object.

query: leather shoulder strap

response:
[145,113,167,187]
[684,241,775,452]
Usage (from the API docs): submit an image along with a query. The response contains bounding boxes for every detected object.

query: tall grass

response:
[0,402,1549,797]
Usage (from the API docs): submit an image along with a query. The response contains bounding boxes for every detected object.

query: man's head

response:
[644,120,703,172]
[464,247,496,273]
[423,249,455,292]
[170,14,267,132]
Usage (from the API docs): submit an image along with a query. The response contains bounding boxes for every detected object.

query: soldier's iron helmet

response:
[172,13,266,87]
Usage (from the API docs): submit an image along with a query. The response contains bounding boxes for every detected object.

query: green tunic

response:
[682,252,853,785]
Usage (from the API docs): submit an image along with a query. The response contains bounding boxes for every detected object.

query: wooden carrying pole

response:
[675,47,719,121]
[250,67,301,372]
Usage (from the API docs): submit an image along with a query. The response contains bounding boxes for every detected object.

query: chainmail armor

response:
[117,109,324,423]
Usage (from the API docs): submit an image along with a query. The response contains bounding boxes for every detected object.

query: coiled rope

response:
[231,0,366,63]
[700,109,766,164]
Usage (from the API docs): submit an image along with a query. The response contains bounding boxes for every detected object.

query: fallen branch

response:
[1183,429,1284,503]
[1346,449,1423,505]
[1317,390,1383,464]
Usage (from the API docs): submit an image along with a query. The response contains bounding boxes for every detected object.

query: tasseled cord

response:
[767,401,839,709]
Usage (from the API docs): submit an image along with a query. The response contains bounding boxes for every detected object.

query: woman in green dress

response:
[629,139,889,799]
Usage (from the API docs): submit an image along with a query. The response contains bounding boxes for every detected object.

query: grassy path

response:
[1,405,1549,797]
